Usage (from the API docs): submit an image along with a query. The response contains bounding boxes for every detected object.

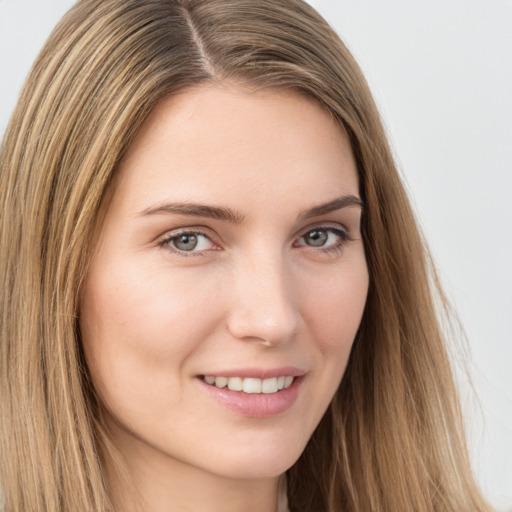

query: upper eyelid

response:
[295,222,350,238]
[158,226,216,243]
[294,225,351,246]
[159,222,350,239]
[159,221,346,235]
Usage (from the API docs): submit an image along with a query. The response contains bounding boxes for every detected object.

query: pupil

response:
[306,230,327,246]
[175,234,198,251]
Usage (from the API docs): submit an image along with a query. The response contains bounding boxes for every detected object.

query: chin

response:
[199,435,307,480]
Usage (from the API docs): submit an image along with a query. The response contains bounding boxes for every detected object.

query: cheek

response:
[78,262,222,406]
[302,257,368,401]
[303,261,368,355]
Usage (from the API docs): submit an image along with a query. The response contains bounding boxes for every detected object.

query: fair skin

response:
[80,84,369,512]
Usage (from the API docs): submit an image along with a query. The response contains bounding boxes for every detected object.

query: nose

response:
[226,251,299,346]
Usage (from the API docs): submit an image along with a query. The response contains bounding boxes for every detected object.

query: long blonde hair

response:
[0,1,492,511]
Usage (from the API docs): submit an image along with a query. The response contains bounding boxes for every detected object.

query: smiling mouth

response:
[202,375,295,394]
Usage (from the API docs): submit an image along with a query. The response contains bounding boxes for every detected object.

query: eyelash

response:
[294,226,353,256]
[158,229,218,257]
[158,225,354,258]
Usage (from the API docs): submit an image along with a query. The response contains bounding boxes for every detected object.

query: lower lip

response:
[198,377,303,418]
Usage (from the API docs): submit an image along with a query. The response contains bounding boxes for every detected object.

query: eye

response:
[160,231,216,254]
[295,226,350,252]
[302,229,331,247]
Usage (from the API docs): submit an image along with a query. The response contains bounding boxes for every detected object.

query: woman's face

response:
[80,85,368,480]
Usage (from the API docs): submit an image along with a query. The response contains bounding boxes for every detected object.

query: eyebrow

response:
[138,202,246,224]
[138,195,363,224]
[297,195,363,220]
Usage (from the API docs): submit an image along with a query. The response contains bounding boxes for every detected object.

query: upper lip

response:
[199,367,306,379]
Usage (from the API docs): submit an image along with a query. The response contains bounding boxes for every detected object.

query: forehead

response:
[112,84,359,217]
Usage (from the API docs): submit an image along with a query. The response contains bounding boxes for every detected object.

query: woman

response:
[0,0,494,511]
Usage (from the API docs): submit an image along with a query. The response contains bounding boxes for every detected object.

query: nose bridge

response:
[227,245,299,345]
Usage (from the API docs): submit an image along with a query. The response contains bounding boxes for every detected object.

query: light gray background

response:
[1,0,511,509]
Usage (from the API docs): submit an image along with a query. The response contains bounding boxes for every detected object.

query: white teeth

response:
[214,376,228,388]
[261,377,278,394]
[243,378,262,394]
[205,375,295,394]
[227,377,243,391]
